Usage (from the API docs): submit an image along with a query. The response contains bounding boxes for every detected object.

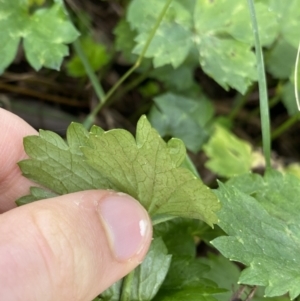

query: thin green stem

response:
[120,270,135,301]
[107,69,152,106]
[73,39,106,102]
[83,0,174,129]
[247,0,271,169]
[271,113,300,140]
[137,0,173,64]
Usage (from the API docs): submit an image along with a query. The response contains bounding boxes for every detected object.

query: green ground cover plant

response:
[1,0,300,300]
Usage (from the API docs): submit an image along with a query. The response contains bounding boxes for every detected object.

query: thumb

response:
[0,190,152,301]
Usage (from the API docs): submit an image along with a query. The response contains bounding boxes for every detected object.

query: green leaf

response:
[285,163,300,180]
[269,0,300,48]
[211,170,300,299]
[198,253,240,301]
[28,0,46,6]
[16,187,57,206]
[100,280,123,301]
[153,255,225,301]
[203,126,254,178]
[198,37,257,94]
[138,81,160,98]
[66,36,110,77]
[127,0,277,93]
[266,39,297,79]
[131,237,172,301]
[148,92,214,153]
[0,0,79,73]
[18,117,220,227]
[100,237,171,301]
[154,218,206,257]
[18,122,115,197]
[149,64,196,92]
[113,18,138,63]
[82,116,220,225]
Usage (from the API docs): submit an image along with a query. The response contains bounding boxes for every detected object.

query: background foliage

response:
[1,0,300,300]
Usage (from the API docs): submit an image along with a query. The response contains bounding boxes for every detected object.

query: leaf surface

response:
[131,237,172,301]
[18,117,220,226]
[203,126,254,178]
[153,255,225,301]
[211,170,300,299]
[18,122,115,195]
[269,0,300,48]
[127,0,277,93]
[198,253,240,301]
[0,0,79,73]
[82,116,220,225]
[154,218,206,257]
[148,92,214,153]
[66,36,110,77]
[100,237,171,301]
[266,39,297,79]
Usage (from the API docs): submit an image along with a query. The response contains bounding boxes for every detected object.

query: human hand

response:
[0,109,152,301]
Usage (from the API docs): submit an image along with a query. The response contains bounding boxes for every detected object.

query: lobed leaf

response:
[211,170,300,299]
[0,0,79,73]
[127,0,277,93]
[18,116,220,227]
[82,116,220,225]
[18,122,115,195]
[148,92,214,153]
[203,126,254,178]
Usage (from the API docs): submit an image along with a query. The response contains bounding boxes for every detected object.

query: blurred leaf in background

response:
[266,39,297,80]
[148,92,214,153]
[269,0,300,48]
[0,0,79,73]
[212,170,300,299]
[127,0,277,93]
[203,126,255,178]
[66,36,110,77]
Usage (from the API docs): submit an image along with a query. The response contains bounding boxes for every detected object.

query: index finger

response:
[0,108,37,212]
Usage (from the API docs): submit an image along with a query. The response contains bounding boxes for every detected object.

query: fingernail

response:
[98,193,152,261]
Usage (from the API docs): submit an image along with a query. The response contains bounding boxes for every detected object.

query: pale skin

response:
[0,108,152,301]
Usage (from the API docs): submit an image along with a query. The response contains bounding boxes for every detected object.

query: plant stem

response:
[120,270,135,301]
[83,0,174,129]
[107,69,152,106]
[73,39,106,102]
[271,113,300,140]
[247,0,271,169]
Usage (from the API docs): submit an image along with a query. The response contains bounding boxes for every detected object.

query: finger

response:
[0,190,152,301]
[0,108,37,212]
